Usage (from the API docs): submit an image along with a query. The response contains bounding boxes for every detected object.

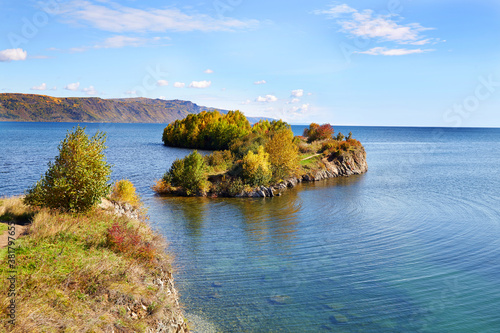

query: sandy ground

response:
[0,222,28,248]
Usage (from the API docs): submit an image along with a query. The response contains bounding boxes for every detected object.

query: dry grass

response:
[0,196,35,224]
[0,197,184,332]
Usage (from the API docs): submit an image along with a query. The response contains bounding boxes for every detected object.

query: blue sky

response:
[1,0,500,126]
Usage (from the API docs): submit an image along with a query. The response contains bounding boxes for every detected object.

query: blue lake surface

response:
[1,122,500,332]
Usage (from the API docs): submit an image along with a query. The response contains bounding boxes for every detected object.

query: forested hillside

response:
[0,93,270,123]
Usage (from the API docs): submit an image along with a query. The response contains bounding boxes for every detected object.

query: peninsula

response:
[153,110,367,198]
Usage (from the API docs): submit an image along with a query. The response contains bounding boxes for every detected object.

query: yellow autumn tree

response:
[265,128,299,181]
[241,145,272,186]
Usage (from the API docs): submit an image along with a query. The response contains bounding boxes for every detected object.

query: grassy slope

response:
[0,197,185,332]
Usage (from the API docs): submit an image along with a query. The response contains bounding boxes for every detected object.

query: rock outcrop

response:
[237,148,367,198]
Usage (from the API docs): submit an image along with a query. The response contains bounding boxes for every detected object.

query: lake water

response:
[1,122,500,332]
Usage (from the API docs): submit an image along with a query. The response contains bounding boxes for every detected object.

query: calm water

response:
[1,122,500,332]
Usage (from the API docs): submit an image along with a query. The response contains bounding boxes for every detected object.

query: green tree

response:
[24,126,112,212]
[163,151,208,195]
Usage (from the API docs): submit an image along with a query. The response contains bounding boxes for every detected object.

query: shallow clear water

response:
[1,122,500,332]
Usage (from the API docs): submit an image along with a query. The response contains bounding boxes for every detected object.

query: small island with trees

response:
[153,110,368,198]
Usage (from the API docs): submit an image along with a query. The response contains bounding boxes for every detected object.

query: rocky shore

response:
[236,148,367,198]
[99,198,189,333]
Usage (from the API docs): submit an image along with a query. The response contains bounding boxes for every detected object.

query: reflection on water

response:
[2,123,500,332]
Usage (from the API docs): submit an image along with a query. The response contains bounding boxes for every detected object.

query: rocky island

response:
[153,110,367,198]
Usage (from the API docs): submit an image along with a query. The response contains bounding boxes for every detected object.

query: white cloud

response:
[156,80,169,86]
[290,98,300,103]
[256,95,278,103]
[307,92,313,96]
[51,86,57,90]
[254,80,266,85]
[0,48,28,62]
[241,99,251,105]
[291,89,304,97]
[356,47,433,56]
[204,69,214,74]
[173,82,185,88]
[189,80,211,88]
[64,82,80,91]
[60,0,259,33]
[31,83,47,91]
[315,4,437,46]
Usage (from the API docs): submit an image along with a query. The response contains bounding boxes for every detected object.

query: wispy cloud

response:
[156,80,169,86]
[173,82,185,88]
[189,80,211,88]
[0,48,27,62]
[59,0,259,33]
[254,80,267,85]
[315,3,440,55]
[69,35,170,52]
[31,83,47,91]
[204,69,214,74]
[356,47,434,56]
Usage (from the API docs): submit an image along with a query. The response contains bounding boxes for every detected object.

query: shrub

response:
[106,221,155,262]
[241,146,272,186]
[205,150,234,173]
[110,179,140,208]
[163,151,208,195]
[304,123,334,143]
[151,179,172,195]
[336,132,345,141]
[24,126,112,212]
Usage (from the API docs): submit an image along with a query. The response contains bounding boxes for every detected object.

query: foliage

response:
[265,128,299,181]
[106,221,155,262]
[303,123,334,143]
[320,138,363,156]
[205,150,234,173]
[336,132,345,141]
[252,119,291,135]
[110,179,140,208]
[241,146,272,186]
[162,110,251,150]
[151,179,172,195]
[163,151,208,195]
[24,126,112,212]
[230,132,267,159]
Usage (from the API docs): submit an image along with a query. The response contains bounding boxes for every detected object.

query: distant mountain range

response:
[0,93,272,124]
